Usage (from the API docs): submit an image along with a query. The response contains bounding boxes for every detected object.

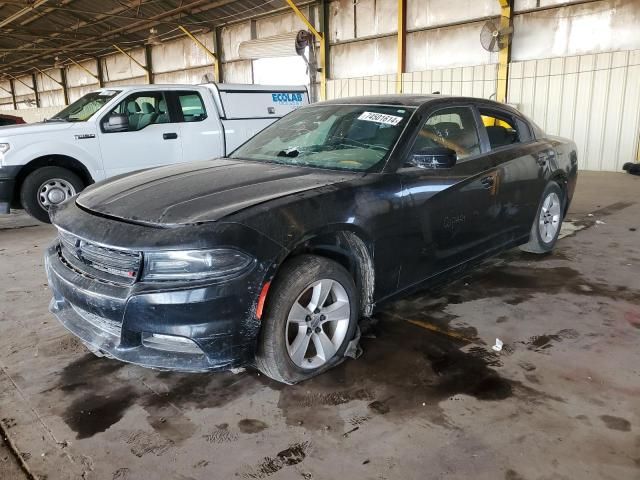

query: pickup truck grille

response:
[58,230,141,285]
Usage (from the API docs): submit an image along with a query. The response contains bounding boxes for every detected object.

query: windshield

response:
[50,90,120,122]
[230,104,414,172]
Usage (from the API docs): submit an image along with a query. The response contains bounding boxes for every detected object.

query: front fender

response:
[5,139,104,182]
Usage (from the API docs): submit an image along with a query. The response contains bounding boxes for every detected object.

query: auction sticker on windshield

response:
[358,111,403,125]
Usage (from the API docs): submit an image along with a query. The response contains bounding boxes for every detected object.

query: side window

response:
[103,91,169,132]
[479,109,523,149]
[176,92,207,122]
[411,106,481,160]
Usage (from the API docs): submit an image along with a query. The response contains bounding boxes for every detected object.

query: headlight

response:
[0,143,9,154]
[142,249,253,281]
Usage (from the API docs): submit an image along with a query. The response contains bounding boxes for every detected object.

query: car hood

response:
[76,159,357,226]
[0,121,76,136]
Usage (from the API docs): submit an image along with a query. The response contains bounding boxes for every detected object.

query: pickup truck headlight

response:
[142,249,253,281]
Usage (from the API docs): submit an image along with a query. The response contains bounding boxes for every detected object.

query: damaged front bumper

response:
[45,242,262,372]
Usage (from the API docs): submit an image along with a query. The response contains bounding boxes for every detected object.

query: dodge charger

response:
[45,95,578,384]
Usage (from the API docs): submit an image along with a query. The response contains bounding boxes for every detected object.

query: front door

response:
[97,90,183,177]
[397,105,502,290]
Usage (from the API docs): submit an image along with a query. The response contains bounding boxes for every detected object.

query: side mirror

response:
[409,146,457,169]
[102,114,128,133]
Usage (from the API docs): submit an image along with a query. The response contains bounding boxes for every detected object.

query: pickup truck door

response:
[97,90,183,177]
[169,90,224,162]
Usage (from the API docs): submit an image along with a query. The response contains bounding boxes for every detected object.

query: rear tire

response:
[520,181,564,254]
[20,167,83,223]
[255,255,359,384]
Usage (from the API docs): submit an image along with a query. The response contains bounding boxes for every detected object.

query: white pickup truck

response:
[0,83,308,222]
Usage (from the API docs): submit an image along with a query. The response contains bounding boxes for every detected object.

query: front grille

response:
[58,230,141,285]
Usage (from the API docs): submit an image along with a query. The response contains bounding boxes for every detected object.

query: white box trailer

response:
[0,83,308,222]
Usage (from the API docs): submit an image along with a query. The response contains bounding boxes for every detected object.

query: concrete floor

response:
[0,171,638,480]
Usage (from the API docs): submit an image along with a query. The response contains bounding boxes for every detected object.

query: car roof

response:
[320,94,521,114]
[321,94,443,107]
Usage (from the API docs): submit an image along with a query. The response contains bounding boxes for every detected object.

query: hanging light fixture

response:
[146,27,161,46]
[53,56,64,69]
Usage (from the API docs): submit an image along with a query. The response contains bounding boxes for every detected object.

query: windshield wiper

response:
[44,117,68,122]
[277,148,300,158]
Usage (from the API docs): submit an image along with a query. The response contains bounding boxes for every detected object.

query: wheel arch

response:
[265,226,376,319]
[549,169,569,214]
[13,155,94,206]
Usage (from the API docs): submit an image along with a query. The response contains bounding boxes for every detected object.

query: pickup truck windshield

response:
[230,104,414,172]
[49,90,120,122]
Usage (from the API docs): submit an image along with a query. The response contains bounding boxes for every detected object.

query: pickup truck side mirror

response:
[408,146,457,169]
[103,114,129,133]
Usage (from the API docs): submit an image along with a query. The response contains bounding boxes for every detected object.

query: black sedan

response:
[45,95,578,384]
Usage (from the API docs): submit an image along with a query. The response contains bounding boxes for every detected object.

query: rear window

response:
[479,110,522,150]
[176,92,207,122]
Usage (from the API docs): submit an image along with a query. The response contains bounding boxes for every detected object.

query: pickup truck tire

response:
[20,167,84,223]
[255,255,359,384]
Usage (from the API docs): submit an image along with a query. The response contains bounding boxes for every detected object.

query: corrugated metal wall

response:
[327,64,498,99]
[508,50,640,171]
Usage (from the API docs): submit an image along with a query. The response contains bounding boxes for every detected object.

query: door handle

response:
[481,175,495,189]
[163,132,178,140]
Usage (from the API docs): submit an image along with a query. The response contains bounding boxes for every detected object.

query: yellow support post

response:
[285,0,326,101]
[66,57,100,83]
[178,26,220,83]
[397,0,407,93]
[113,44,151,84]
[496,0,512,103]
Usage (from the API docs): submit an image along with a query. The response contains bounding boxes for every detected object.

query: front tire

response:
[256,255,359,384]
[520,181,564,254]
[20,167,83,223]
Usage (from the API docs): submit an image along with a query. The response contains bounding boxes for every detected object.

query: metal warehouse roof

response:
[0,0,294,78]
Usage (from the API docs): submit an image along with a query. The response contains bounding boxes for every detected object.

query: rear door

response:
[475,105,550,243]
[170,89,224,163]
[97,90,183,177]
[397,104,502,290]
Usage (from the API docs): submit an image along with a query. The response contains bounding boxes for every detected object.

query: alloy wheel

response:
[539,191,561,243]
[285,278,351,369]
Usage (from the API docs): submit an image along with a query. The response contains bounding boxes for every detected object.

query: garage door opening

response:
[239,31,314,98]
[252,54,309,87]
